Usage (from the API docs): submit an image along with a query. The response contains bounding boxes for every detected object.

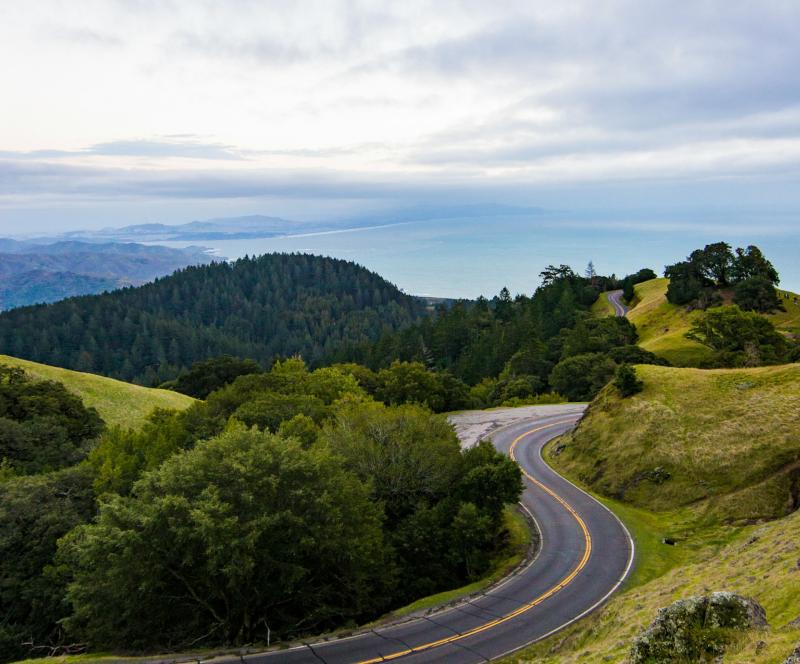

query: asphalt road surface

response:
[606,289,630,316]
[228,409,635,664]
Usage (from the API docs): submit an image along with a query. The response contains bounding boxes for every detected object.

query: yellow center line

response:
[356,417,590,664]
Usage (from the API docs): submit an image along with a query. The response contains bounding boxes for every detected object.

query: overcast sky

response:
[1,0,800,233]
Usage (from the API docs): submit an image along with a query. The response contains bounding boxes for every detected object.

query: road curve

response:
[233,410,635,664]
[606,289,630,317]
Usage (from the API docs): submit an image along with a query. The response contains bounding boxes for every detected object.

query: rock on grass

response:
[629,592,767,663]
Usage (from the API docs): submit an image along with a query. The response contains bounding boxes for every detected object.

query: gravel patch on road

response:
[448,404,587,448]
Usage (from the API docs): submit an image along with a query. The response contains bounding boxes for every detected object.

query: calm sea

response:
[151,214,800,298]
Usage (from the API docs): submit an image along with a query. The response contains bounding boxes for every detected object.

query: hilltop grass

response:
[554,363,800,522]
[0,355,195,428]
[499,362,800,663]
[500,506,800,664]
[626,278,712,366]
[591,291,616,317]
[626,278,800,366]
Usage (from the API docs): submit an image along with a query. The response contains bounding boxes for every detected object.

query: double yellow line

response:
[356,419,591,663]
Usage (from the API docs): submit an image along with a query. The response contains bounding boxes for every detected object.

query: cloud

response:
[0,138,243,161]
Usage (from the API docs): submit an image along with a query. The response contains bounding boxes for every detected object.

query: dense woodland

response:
[0,254,426,384]
[0,359,523,660]
[339,264,667,402]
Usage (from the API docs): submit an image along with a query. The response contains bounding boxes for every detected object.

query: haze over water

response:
[153,212,800,299]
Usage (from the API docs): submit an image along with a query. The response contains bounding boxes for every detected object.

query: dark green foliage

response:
[549,353,618,401]
[560,316,638,357]
[361,265,602,393]
[733,277,785,313]
[730,245,779,284]
[0,254,425,385]
[234,393,326,431]
[689,241,735,287]
[613,364,644,397]
[607,345,670,366]
[665,242,781,310]
[665,260,709,305]
[622,277,635,302]
[59,428,389,649]
[0,464,95,661]
[0,365,104,474]
[321,402,522,600]
[686,305,789,367]
[621,268,656,303]
[375,361,469,412]
[167,355,264,399]
[88,408,198,496]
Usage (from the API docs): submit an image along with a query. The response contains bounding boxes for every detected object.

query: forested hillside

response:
[0,254,426,384]
[346,265,667,403]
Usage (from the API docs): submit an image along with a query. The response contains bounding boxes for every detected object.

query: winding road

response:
[228,408,635,664]
[606,289,630,317]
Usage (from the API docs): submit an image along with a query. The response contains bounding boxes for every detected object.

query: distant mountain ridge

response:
[62,215,324,242]
[0,240,216,310]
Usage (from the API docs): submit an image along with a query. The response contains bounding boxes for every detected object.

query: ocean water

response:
[152,214,800,298]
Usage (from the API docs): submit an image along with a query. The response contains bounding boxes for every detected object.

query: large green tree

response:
[686,305,789,366]
[0,465,95,662]
[60,427,388,650]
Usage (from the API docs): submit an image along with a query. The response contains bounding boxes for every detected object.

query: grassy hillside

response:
[591,291,616,317]
[502,505,800,663]
[0,355,194,428]
[552,363,800,522]
[501,362,800,663]
[626,278,800,366]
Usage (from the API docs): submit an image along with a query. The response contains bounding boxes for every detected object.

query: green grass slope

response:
[626,278,800,366]
[553,363,800,523]
[0,354,195,428]
[500,362,800,664]
[591,291,616,317]
[503,505,800,664]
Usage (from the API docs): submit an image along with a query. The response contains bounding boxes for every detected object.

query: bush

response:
[549,353,617,401]
[733,276,784,313]
[614,364,643,397]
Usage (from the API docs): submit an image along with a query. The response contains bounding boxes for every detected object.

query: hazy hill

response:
[0,253,426,384]
[0,240,215,310]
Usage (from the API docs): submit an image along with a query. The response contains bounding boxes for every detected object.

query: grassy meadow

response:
[623,278,800,366]
[0,354,195,428]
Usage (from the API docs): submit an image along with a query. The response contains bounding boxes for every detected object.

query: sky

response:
[1,0,799,244]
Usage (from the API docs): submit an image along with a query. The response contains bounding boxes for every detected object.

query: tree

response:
[689,242,734,286]
[322,401,462,522]
[0,465,95,661]
[685,305,788,366]
[622,277,635,303]
[59,427,388,649]
[168,355,263,399]
[549,353,617,401]
[731,245,779,284]
[613,364,644,397]
[733,277,784,313]
[0,365,104,474]
[664,260,707,305]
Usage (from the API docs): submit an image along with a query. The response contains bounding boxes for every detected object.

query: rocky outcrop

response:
[629,592,767,663]
[784,644,800,664]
